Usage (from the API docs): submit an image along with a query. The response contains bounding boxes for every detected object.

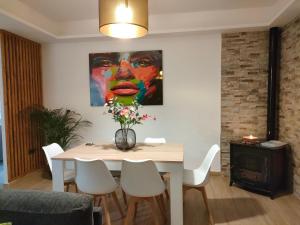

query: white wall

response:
[42,33,221,171]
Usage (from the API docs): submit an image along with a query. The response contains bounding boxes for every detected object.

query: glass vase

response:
[115,128,136,150]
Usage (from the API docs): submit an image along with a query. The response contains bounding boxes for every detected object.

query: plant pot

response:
[115,128,136,150]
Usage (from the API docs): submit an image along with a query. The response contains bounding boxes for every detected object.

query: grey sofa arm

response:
[0,190,102,225]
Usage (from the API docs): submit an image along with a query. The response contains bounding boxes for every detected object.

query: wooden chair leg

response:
[199,187,214,225]
[156,195,167,224]
[159,194,166,213]
[122,190,128,206]
[183,185,197,202]
[112,191,125,217]
[94,195,102,207]
[149,197,163,225]
[101,195,112,225]
[124,197,138,225]
[65,183,70,192]
[92,195,96,206]
[182,185,190,205]
[134,201,138,219]
[164,189,169,200]
[161,175,170,200]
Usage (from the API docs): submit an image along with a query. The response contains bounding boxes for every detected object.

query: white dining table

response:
[52,142,184,225]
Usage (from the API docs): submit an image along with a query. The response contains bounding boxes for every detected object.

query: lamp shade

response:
[99,0,148,39]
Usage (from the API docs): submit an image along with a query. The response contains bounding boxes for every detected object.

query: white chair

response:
[144,137,169,199]
[144,137,166,144]
[75,158,125,225]
[183,144,220,225]
[121,159,167,225]
[42,143,76,192]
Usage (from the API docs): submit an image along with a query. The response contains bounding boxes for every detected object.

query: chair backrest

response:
[183,144,220,186]
[75,158,117,195]
[144,137,166,144]
[121,159,165,197]
[42,143,64,172]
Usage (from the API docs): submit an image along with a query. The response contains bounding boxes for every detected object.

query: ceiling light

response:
[99,0,148,39]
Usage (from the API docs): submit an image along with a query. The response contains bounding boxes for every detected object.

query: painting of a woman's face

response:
[89,50,163,106]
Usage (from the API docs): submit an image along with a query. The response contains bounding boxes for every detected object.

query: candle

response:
[243,134,258,143]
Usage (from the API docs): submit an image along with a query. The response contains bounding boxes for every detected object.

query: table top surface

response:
[52,142,184,162]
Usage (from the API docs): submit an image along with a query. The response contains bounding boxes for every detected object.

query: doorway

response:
[0,38,7,185]
[0,109,3,184]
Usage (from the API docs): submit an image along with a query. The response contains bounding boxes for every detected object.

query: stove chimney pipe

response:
[267,27,281,140]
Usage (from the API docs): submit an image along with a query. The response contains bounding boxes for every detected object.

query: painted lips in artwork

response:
[89,50,163,106]
[111,82,139,96]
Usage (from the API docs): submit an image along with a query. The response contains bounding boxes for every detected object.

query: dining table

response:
[52,142,184,225]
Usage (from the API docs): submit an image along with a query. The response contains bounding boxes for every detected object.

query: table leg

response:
[170,165,183,225]
[52,160,64,192]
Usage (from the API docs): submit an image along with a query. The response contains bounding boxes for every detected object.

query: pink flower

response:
[141,114,148,120]
[120,108,129,116]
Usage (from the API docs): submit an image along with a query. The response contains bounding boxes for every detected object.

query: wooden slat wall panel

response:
[0,30,44,182]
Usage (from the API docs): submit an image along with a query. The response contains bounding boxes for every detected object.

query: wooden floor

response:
[4,169,300,225]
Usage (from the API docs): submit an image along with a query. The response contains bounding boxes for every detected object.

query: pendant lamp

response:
[99,0,148,39]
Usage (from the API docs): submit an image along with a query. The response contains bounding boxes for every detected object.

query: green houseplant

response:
[31,107,92,149]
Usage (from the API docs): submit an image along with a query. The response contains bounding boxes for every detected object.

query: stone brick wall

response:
[221,16,300,198]
[279,16,300,198]
[221,32,269,173]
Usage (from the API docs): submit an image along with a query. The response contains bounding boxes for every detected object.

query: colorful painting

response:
[89,50,163,106]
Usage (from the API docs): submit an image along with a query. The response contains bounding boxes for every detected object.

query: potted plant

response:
[104,98,155,150]
[31,107,92,149]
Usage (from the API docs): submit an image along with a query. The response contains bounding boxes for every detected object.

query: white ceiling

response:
[0,0,299,42]
[21,0,279,22]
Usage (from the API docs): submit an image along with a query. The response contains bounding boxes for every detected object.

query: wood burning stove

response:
[229,27,293,199]
[230,142,292,199]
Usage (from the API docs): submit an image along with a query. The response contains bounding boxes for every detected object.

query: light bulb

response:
[115,4,133,23]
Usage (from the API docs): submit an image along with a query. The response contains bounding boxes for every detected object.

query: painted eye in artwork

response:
[131,58,153,68]
[100,59,113,67]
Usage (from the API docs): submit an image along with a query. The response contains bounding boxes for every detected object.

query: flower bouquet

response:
[105,98,155,150]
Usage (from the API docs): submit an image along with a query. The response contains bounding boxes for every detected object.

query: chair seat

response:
[128,184,166,198]
[64,169,75,182]
[183,168,209,187]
